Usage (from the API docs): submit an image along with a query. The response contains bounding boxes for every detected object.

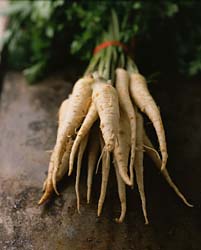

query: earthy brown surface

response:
[0,72,200,250]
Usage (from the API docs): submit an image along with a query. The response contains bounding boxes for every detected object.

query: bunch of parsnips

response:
[38,11,192,223]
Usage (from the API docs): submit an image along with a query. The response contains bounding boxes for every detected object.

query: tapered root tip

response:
[161,169,194,208]
[145,220,149,225]
[181,196,194,208]
[87,194,91,204]
[77,207,81,214]
[38,192,51,205]
[143,212,149,225]
[68,167,73,176]
[117,169,132,186]
[115,212,126,223]
[97,204,102,217]
[38,183,54,205]
[76,198,81,214]
[122,175,133,187]
[52,178,60,196]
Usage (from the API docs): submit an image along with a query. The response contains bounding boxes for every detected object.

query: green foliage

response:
[1,0,201,82]
[0,0,70,83]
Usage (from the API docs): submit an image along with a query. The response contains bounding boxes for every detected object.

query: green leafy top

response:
[1,1,201,83]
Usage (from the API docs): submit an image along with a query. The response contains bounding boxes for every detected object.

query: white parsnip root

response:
[92,80,120,152]
[113,111,132,186]
[135,111,148,224]
[53,76,93,184]
[97,150,110,216]
[87,125,100,203]
[69,101,98,176]
[115,68,136,186]
[130,73,168,171]
[114,159,127,223]
[75,134,89,213]
[38,38,192,223]
[38,153,55,205]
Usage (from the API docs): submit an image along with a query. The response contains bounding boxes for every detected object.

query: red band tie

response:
[93,40,128,55]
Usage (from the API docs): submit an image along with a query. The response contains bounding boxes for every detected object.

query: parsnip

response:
[92,80,120,152]
[39,99,70,203]
[116,68,136,185]
[87,125,100,203]
[97,150,110,217]
[135,111,149,224]
[130,73,168,171]
[69,101,98,176]
[75,134,89,213]
[113,111,132,186]
[38,152,54,205]
[54,76,93,184]
[114,160,127,223]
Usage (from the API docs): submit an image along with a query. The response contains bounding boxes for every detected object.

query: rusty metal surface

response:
[0,72,200,250]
